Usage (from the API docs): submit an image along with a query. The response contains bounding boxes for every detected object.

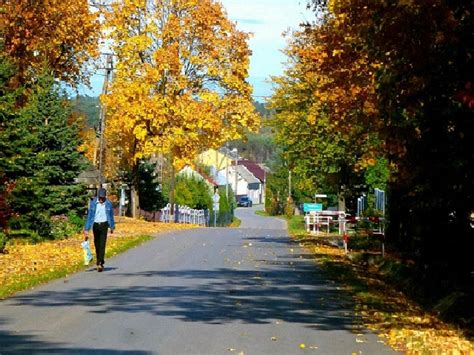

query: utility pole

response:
[233,148,238,202]
[288,169,292,199]
[97,54,113,188]
[225,157,229,200]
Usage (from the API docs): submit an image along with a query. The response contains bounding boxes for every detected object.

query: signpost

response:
[303,203,323,212]
[119,184,126,216]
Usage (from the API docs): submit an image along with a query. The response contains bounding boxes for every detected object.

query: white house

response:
[218,165,262,204]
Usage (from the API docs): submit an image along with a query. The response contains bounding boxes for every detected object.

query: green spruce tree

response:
[1,70,88,238]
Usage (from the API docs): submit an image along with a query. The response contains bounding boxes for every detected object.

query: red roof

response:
[194,166,218,187]
[237,160,266,182]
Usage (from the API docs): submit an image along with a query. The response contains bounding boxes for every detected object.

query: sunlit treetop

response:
[1,0,100,87]
[102,0,259,171]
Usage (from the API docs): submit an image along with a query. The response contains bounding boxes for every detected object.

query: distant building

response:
[218,165,263,204]
[197,148,233,178]
[199,148,267,204]
[75,166,100,187]
[178,165,218,193]
[237,160,267,204]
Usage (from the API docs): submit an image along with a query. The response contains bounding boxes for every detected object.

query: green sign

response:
[303,203,323,212]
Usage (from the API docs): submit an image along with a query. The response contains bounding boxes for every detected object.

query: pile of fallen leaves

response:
[113,216,196,237]
[0,218,196,298]
[297,236,473,354]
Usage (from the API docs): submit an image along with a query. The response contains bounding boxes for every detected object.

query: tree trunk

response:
[169,162,176,217]
[130,163,140,218]
[338,193,346,212]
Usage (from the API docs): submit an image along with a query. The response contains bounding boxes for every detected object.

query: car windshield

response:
[240,197,249,201]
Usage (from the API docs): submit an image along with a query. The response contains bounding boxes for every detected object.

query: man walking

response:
[84,188,115,272]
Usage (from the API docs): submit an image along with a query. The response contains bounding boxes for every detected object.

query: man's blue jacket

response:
[84,198,116,231]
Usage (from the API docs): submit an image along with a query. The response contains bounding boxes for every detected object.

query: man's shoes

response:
[97,265,104,272]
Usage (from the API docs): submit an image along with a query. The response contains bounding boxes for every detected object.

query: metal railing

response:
[160,204,208,226]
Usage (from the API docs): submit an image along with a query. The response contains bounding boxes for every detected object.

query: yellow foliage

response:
[0,218,196,297]
[101,0,259,174]
[78,128,97,164]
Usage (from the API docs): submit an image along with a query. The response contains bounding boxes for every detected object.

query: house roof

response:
[75,166,100,185]
[234,165,261,184]
[237,160,266,182]
[195,167,219,187]
[179,165,218,187]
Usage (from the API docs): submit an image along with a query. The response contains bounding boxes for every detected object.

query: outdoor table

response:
[304,211,346,235]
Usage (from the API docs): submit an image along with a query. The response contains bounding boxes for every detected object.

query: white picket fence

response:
[160,203,208,226]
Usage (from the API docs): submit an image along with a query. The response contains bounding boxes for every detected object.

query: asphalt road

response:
[0,206,397,354]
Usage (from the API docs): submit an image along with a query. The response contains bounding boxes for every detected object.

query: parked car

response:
[237,196,253,207]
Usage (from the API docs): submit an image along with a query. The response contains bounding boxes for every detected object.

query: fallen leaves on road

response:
[296,236,474,354]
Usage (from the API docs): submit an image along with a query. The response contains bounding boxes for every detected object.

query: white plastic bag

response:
[81,240,93,265]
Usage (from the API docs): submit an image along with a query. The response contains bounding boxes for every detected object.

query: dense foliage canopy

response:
[270,0,473,279]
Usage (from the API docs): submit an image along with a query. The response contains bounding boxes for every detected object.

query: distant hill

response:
[71,95,99,128]
[253,101,273,118]
[71,97,271,129]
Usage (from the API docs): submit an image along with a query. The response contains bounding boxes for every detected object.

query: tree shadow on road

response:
[0,319,152,354]
[8,235,357,332]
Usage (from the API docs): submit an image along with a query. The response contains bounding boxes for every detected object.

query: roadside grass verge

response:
[284,215,473,353]
[254,210,269,217]
[0,234,152,299]
[0,218,196,299]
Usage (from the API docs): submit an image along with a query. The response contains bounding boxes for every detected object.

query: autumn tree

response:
[273,0,472,272]
[102,0,259,216]
[269,27,374,213]
[287,0,473,286]
[1,0,100,88]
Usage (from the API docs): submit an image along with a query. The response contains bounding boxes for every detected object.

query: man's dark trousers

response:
[93,222,108,266]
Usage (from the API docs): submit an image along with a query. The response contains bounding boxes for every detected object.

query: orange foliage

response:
[1,0,100,87]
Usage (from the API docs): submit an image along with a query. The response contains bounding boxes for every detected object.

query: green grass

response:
[284,214,306,235]
[0,263,86,299]
[254,210,269,217]
[106,235,154,258]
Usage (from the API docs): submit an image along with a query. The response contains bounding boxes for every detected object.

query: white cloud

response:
[220,0,313,98]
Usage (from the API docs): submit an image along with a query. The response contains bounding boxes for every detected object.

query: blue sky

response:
[79,0,312,102]
[221,0,312,100]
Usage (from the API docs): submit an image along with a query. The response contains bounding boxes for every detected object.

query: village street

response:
[0,207,396,354]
